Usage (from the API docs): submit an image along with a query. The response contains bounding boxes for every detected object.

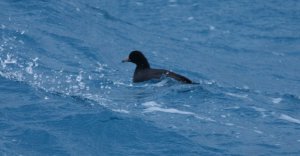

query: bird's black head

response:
[122,51,150,69]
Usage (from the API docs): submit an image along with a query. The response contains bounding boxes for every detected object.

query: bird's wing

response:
[165,71,192,84]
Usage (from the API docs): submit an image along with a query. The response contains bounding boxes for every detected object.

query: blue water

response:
[1,0,300,155]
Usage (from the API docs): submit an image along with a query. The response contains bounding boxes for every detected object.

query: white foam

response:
[112,109,129,114]
[78,81,85,90]
[4,54,17,64]
[226,92,249,99]
[183,104,191,107]
[243,85,249,90]
[204,80,215,85]
[279,114,300,124]
[25,62,33,74]
[143,101,193,115]
[142,101,161,107]
[252,106,267,117]
[209,25,215,30]
[254,130,263,134]
[252,106,266,112]
[144,106,195,115]
[225,123,234,126]
[66,76,72,83]
[76,71,83,82]
[96,63,107,72]
[224,106,240,110]
[187,16,194,20]
[271,98,282,104]
[0,70,23,81]
[142,101,216,122]
[194,115,216,122]
[24,58,38,75]
[18,40,24,44]
[153,79,168,87]
[33,57,39,62]
[272,52,285,56]
[221,115,226,118]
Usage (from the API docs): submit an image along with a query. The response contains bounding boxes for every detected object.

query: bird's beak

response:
[122,57,130,63]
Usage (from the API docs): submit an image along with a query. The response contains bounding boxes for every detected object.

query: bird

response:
[122,50,193,84]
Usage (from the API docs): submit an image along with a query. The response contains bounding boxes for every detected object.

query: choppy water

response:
[1,0,300,155]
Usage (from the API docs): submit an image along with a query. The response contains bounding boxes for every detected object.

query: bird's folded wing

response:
[165,71,192,84]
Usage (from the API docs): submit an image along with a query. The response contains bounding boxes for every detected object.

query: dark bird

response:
[122,50,193,84]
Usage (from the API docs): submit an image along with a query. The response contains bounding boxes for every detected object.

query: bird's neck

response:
[135,61,150,70]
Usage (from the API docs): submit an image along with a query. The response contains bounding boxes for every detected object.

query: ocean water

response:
[1,0,300,155]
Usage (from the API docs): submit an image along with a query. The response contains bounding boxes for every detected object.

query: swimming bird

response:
[122,50,193,84]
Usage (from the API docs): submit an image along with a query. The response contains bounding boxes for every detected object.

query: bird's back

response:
[133,68,192,84]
